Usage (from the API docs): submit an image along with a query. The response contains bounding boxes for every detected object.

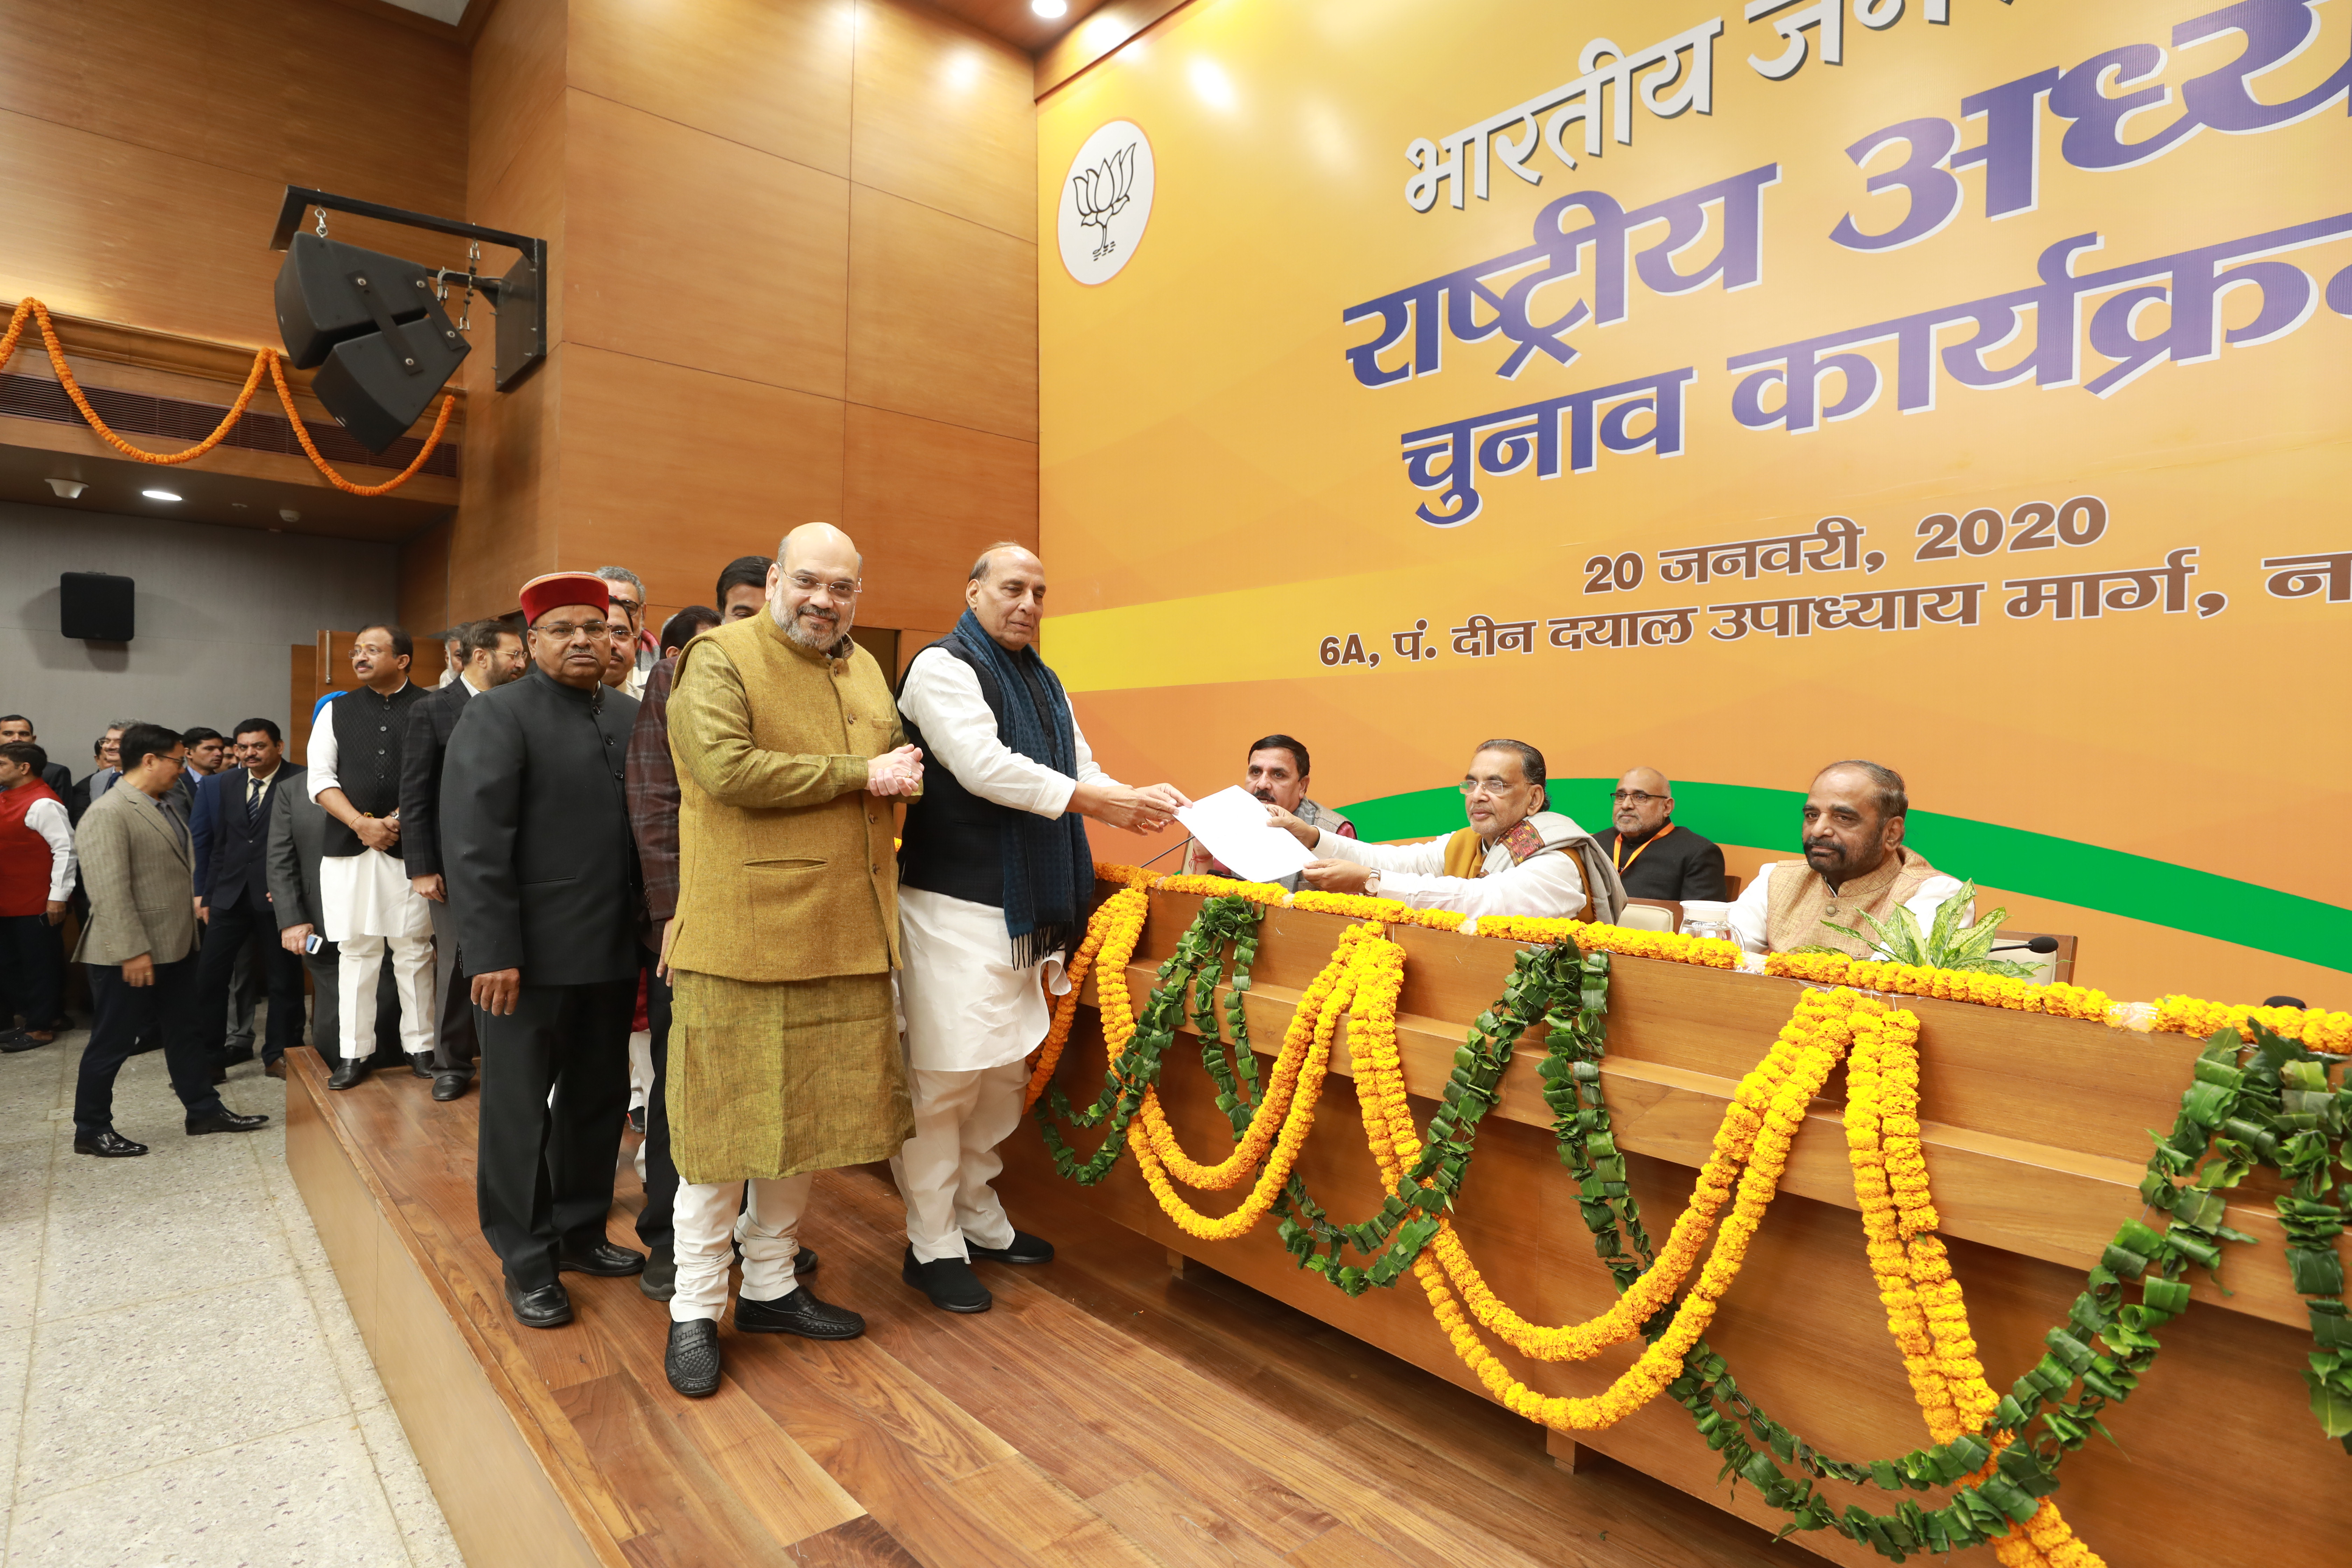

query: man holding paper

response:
[893,543,1189,1315]
[1267,738,1623,923]
[1181,734,1354,892]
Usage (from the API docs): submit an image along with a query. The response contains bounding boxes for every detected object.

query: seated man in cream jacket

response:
[1265,738,1623,922]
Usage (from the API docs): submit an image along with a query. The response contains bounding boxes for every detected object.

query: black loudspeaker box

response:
[60,572,135,642]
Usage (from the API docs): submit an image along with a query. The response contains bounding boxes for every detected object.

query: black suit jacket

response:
[39,762,71,797]
[442,668,642,987]
[398,678,474,879]
[1594,823,1727,902]
[192,764,300,909]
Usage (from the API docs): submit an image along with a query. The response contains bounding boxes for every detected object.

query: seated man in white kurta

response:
[892,543,1190,1316]
[1265,739,1624,923]
[1727,759,1968,955]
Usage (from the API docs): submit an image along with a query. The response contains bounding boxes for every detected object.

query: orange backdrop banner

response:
[1036,0,2352,1006]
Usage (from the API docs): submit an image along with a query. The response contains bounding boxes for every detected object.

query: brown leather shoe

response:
[264,1059,287,1080]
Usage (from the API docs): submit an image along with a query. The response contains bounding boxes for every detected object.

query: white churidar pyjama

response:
[670,1172,811,1323]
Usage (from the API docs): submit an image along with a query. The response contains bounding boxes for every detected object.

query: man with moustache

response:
[1727,760,1967,956]
[713,556,772,623]
[444,573,645,1328]
[190,720,306,1078]
[400,620,528,1100]
[892,542,1189,1315]
[1182,734,1354,893]
[658,524,918,1393]
[0,717,75,797]
[1592,768,1726,902]
[306,624,436,1089]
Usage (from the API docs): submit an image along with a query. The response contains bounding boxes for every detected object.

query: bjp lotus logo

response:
[1071,144,1138,262]
[1058,121,1155,286]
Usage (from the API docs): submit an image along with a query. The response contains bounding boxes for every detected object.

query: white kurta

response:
[1310,822,1591,918]
[894,646,1114,1073]
[305,687,433,942]
[1727,863,1968,955]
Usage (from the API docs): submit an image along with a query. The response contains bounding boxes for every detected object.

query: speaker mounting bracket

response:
[270,187,547,392]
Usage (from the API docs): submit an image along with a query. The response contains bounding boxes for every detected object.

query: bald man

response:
[1592,768,1726,902]
[892,542,1188,1315]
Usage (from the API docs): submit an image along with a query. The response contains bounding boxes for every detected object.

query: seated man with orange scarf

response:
[1265,738,1623,922]
[1726,759,1967,955]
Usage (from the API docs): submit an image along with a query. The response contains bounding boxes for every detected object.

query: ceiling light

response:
[142,489,182,502]
[45,478,85,499]
[1031,0,1068,16]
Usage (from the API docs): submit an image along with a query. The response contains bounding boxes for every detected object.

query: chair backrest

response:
[1990,929,2077,986]
[1617,898,1680,933]
[1721,872,1743,899]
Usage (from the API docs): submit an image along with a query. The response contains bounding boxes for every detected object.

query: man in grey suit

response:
[71,723,270,1157]
[266,752,404,1064]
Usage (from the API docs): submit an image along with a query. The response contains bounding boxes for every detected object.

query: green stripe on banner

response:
[1336,779,2351,973]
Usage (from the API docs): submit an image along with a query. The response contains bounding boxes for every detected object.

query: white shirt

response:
[896,646,1110,819]
[1310,828,1588,919]
[15,793,76,901]
[304,680,414,802]
[1727,862,1969,955]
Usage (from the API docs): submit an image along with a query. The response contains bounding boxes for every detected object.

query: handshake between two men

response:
[864,741,1189,833]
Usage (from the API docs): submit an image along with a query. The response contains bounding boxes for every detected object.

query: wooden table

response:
[996,887,2352,1567]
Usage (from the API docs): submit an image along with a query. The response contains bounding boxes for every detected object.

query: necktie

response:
[246,775,263,826]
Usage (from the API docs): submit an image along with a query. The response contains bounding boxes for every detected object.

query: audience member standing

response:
[436,628,464,688]
[714,556,772,624]
[400,619,526,1101]
[445,573,645,1328]
[0,741,74,1051]
[268,750,401,1063]
[72,722,129,823]
[190,721,306,1079]
[307,624,436,1090]
[596,567,653,696]
[0,717,75,796]
[70,723,267,1157]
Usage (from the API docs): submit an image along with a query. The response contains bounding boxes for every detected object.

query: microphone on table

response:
[1989,936,2060,955]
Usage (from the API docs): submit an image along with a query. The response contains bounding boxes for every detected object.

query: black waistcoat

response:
[324,681,429,858]
[897,642,1020,909]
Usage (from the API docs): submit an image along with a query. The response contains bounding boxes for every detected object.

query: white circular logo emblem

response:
[1058,120,1154,286]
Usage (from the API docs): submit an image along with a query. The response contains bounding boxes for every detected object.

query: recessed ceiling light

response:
[1032,0,1067,16]
[142,489,182,502]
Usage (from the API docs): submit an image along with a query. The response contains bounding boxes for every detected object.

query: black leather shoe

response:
[638,1250,677,1302]
[902,1248,991,1313]
[666,1319,722,1396]
[736,1286,865,1339]
[186,1108,271,1136]
[505,1279,573,1329]
[558,1240,646,1277]
[794,1245,820,1278]
[222,1043,256,1067]
[210,1065,229,1084]
[327,1058,371,1090]
[431,1071,469,1102]
[0,1029,48,1053]
[72,1128,147,1157]
[410,1052,434,1079]
[968,1230,1055,1265]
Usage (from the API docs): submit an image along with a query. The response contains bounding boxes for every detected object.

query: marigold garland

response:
[1023,884,1147,1112]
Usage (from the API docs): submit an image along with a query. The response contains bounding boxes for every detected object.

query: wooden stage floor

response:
[288,1049,1806,1568]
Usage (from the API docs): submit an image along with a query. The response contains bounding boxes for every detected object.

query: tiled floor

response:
[0,1031,464,1567]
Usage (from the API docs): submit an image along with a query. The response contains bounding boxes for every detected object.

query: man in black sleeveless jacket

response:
[305,624,436,1090]
[891,543,1188,1314]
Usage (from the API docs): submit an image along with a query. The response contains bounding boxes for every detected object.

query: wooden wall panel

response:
[556,344,846,614]
[569,0,857,178]
[564,93,851,402]
[449,343,561,622]
[851,0,1038,243]
[844,404,1036,631]
[468,0,568,210]
[847,186,1038,442]
[399,517,455,636]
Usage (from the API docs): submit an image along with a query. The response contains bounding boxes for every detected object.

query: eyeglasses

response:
[534,620,613,642]
[788,572,860,599]
[608,597,642,615]
[1611,790,1668,805]
[1458,776,1521,798]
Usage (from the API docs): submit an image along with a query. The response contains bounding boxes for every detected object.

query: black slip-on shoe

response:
[73,1128,147,1157]
[735,1286,865,1339]
[638,1250,677,1302]
[326,1058,371,1090]
[186,1108,271,1135]
[902,1247,992,1313]
[410,1052,435,1079]
[431,1071,469,1102]
[967,1230,1055,1265]
[504,1279,573,1329]
[0,1030,49,1054]
[558,1240,647,1277]
[222,1043,257,1066]
[666,1318,722,1396]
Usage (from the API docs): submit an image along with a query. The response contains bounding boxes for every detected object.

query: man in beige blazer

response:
[71,722,268,1157]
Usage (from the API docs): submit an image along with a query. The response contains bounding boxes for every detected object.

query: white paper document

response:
[1176,786,1315,884]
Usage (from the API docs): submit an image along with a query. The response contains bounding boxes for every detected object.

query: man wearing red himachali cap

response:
[442,571,649,1329]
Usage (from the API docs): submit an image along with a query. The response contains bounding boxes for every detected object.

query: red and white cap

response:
[517,572,611,626]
